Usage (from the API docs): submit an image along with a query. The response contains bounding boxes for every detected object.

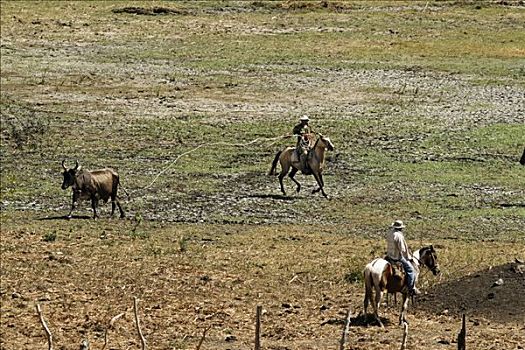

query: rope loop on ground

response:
[127,133,292,198]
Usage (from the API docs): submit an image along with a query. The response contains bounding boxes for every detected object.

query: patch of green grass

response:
[42,231,57,242]
[467,124,525,151]
[1,0,523,243]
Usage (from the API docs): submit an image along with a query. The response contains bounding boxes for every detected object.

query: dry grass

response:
[1,1,524,349]
[1,212,524,349]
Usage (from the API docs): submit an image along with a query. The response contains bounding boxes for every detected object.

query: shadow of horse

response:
[351,313,391,327]
[38,215,92,221]
[246,193,297,201]
[321,313,391,328]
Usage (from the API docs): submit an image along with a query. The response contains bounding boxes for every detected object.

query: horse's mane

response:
[311,134,324,148]
[418,245,435,255]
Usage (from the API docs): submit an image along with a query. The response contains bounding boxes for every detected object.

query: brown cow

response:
[61,160,125,219]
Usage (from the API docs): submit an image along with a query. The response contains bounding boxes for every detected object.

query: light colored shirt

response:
[386,229,411,260]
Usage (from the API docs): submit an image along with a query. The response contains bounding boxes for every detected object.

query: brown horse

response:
[363,245,440,327]
[269,134,334,198]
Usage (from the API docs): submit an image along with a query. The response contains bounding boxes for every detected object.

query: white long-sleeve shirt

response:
[386,228,411,260]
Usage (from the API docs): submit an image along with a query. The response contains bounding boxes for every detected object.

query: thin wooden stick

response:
[255,305,262,350]
[195,325,212,350]
[36,303,53,350]
[457,314,466,350]
[102,312,125,350]
[400,321,409,350]
[422,0,430,13]
[134,297,147,350]
[339,309,353,350]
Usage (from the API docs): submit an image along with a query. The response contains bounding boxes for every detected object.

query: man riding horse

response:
[386,220,421,296]
[292,115,314,174]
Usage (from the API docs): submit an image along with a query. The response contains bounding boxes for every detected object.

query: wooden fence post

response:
[36,303,54,350]
[133,297,147,350]
[339,309,352,350]
[255,305,262,350]
[457,314,466,350]
[400,321,408,350]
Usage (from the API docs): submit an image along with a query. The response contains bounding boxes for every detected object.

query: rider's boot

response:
[301,153,311,175]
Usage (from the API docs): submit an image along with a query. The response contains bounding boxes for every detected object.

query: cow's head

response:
[61,160,80,190]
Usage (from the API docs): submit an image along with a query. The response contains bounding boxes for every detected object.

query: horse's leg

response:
[288,168,301,193]
[312,172,328,198]
[399,292,409,325]
[312,173,322,194]
[363,271,372,317]
[387,292,398,307]
[364,288,370,316]
[373,285,384,328]
[278,162,290,196]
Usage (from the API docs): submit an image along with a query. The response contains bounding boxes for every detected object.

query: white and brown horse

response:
[269,134,334,198]
[363,245,440,327]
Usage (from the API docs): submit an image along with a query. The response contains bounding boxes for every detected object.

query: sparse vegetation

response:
[1,1,524,349]
[42,231,57,242]
[1,99,49,149]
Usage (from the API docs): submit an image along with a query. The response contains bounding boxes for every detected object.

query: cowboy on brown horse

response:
[292,115,315,174]
[386,220,420,296]
[269,133,334,198]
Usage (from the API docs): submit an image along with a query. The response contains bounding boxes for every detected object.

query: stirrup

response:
[409,287,421,296]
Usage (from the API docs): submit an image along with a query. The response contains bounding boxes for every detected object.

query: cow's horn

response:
[61,159,67,170]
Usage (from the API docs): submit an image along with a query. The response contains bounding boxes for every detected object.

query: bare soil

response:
[1,2,524,350]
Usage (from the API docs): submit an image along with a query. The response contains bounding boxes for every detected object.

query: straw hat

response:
[391,220,406,229]
[299,115,310,122]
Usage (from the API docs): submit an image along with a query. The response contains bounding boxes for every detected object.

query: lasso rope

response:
[127,134,292,198]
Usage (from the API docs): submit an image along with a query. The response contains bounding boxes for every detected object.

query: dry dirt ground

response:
[1,217,524,350]
[1,2,524,350]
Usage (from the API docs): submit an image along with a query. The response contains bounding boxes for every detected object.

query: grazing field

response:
[1,1,524,349]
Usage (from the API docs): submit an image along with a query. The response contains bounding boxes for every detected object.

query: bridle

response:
[413,247,439,275]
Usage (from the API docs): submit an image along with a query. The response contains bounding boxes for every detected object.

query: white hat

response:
[299,115,309,122]
[391,220,405,229]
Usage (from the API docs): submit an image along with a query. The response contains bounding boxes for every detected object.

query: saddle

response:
[291,148,313,175]
[384,256,405,281]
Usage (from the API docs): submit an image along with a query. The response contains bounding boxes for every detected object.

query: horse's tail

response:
[269,150,282,176]
[363,265,373,292]
[363,265,374,311]
[381,264,393,290]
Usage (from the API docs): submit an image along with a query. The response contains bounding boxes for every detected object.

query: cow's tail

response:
[269,150,282,176]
